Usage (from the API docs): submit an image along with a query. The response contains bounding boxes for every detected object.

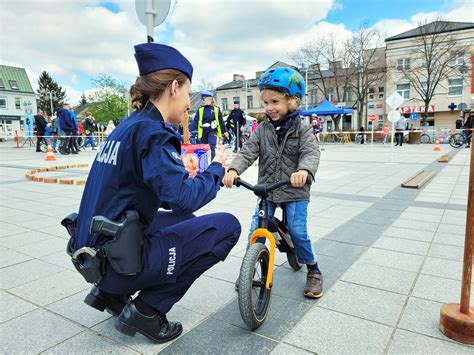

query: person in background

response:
[395,115,408,146]
[57,103,76,155]
[358,126,366,144]
[34,109,47,152]
[44,122,57,152]
[192,92,229,159]
[69,106,80,153]
[311,114,321,142]
[382,124,389,144]
[83,112,96,150]
[227,100,246,153]
[105,120,116,137]
[251,119,258,135]
[464,112,473,148]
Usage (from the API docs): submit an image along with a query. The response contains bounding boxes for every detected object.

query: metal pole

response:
[146,0,155,43]
[49,91,53,116]
[305,69,308,110]
[390,120,395,163]
[371,121,374,148]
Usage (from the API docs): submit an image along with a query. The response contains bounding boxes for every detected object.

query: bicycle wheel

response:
[238,243,272,330]
[449,133,464,148]
[287,250,302,271]
[420,134,431,144]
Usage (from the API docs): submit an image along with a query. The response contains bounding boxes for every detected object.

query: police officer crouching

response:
[63,43,241,343]
[192,91,229,159]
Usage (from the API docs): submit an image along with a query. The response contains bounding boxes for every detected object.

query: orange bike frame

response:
[249,228,276,289]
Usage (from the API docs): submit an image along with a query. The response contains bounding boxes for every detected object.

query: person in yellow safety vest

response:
[192,91,229,159]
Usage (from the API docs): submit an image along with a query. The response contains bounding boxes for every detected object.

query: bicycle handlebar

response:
[234,178,291,196]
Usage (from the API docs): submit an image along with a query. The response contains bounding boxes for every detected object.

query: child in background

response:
[223,67,323,298]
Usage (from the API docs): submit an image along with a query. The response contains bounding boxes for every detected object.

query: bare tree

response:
[290,33,352,129]
[197,79,215,92]
[395,18,469,126]
[344,25,386,128]
[291,24,385,129]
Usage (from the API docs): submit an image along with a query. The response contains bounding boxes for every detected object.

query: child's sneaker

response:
[304,271,323,298]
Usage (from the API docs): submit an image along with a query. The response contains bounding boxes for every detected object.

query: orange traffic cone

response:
[45,142,57,161]
[433,139,441,152]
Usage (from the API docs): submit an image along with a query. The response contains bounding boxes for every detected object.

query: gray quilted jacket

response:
[229,115,320,203]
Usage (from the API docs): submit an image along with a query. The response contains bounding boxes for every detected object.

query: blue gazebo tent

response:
[300,99,352,116]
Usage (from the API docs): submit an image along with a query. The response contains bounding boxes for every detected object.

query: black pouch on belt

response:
[90,210,144,275]
[61,212,105,284]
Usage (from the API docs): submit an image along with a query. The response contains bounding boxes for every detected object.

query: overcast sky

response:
[0,0,472,104]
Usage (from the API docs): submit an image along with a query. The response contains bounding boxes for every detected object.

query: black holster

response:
[90,210,144,276]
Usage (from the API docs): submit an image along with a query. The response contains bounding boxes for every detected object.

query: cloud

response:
[372,0,474,39]
[0,0,150,82]
[169,0,343,85]
[0,0,470,99]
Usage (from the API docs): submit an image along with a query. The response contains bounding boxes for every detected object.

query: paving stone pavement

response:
[1,141,473,354]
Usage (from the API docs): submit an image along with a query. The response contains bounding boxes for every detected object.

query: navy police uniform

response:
[73,43,241,315]
[228,102,246,150]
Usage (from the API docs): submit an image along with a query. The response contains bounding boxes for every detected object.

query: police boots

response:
[84,286,129,316]
[115,302,183,343]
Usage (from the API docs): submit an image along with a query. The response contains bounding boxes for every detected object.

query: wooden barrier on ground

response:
[401,170,435,189]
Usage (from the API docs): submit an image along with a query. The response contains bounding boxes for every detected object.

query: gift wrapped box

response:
[181,144,211,177]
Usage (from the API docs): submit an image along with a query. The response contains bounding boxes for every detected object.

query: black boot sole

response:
[84,292,121,316]
[115,319,183,343]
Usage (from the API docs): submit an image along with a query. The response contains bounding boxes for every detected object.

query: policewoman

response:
[192,91,229,159]
[70,43,241,343]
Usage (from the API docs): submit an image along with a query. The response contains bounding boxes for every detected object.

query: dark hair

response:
[130,69,189,110]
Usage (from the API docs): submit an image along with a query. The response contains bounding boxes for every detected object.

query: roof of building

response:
[0,65,35,94]
[386,21,474,42]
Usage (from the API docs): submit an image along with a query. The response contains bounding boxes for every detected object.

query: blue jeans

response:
[84,133,95,148]
[248,200,317,264]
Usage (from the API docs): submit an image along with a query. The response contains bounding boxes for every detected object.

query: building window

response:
[396,83,410,99]
[451,52,465,66]
[448,78,463,96]
[327,88,335,102]
[15,97,21,110]
[397,58,411,71]
[343,89,352,102]
[0,96,7,109]
[233,97,239,104]
[9,80,19,90]
[247,95,253,109]
[0,79,4,89]
[221,98,228,111]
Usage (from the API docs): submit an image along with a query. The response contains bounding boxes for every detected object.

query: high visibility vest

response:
[198,105,222,138]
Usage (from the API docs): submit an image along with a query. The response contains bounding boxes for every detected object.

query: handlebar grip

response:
[90,216,123,237]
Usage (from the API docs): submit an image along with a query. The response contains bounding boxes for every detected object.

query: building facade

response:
[0,65,37,135]
[385,21,473,129]
[215,21,473,131]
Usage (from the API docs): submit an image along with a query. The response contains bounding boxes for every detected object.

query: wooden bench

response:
[438,154,452,163]
[401,170,436,189]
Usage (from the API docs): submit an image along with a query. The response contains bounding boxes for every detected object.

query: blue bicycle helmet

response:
[258,67,305,99]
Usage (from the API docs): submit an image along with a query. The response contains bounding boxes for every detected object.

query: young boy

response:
[223,67,322,298]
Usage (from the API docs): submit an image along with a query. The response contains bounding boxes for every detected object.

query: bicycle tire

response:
[286,250,302,271]
[238,243,272,330]
[420,134,431,144]
[449,133,464,148]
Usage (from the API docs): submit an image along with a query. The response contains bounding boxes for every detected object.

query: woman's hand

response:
[223,170,238,188]
[213,141,227,165]
[291,170,309,188]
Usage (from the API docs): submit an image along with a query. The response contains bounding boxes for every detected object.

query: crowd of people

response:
[32,106,117,155]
